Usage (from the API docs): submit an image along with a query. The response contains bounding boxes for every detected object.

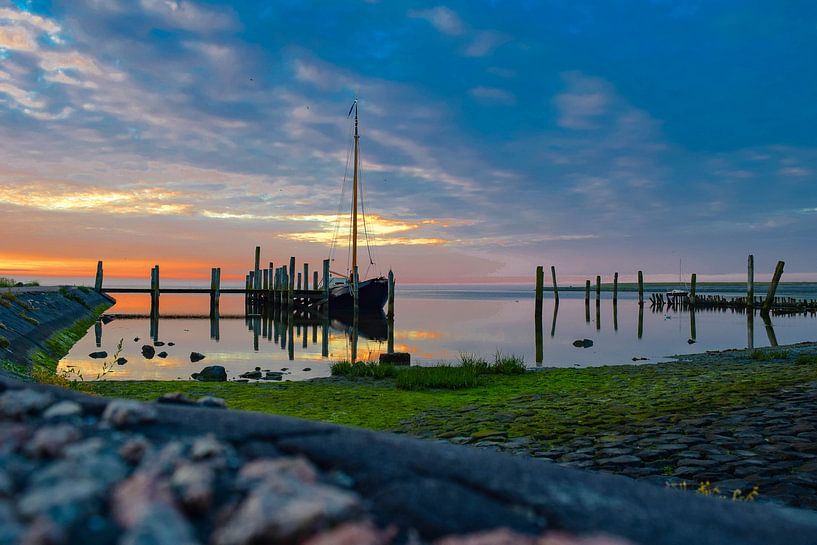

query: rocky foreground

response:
[3,377,817,545]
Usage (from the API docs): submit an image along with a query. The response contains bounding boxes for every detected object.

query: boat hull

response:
[329,277,388,311]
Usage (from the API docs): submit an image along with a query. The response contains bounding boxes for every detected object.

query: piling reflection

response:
[762,312,779,347]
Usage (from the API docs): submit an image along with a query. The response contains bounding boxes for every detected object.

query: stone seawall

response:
[0,286,113,376]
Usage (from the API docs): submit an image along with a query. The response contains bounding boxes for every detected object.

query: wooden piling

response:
[387,270,395,319]
[313,271,318,292]
[94,261,103,292]
[263,269,269,291]
[535,266,544,308]
[747,254,754,308]
[690,273,697,305]
[762,260,785,314]
[288,257,295,306]
[747,310,754,350]
[551,266,559,303]
[254,246,261,290]
[613,272,618,303]
[690,308,697,342]
[297,272,302,291]
[637,303,644,339]
[637,270,644,306]
[595,275,601,301]
[550,301,559,338]
[301,263,307,291]
[535,308,543,365]
[585,280,590,305]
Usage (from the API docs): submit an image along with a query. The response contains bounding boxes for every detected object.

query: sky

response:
[0,0,816,285]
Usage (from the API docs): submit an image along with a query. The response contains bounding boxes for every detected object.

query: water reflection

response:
[60,290,817,382]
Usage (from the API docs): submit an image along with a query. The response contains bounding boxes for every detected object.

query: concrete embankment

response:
[0,286,113,378]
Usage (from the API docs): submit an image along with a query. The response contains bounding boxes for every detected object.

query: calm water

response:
[58,285,817,382]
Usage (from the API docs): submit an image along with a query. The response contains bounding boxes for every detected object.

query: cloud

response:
[781,166,810,177]
[464,31,508,57]
[0,25,37,51]
[553,72,611,129]
[138,0,239,32]
[409,6,465,36]
[469,86,515,105]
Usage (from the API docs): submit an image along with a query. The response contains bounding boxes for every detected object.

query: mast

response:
[351,100,359,279]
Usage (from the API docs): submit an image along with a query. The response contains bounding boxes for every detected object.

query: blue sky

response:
[0,0,815,282]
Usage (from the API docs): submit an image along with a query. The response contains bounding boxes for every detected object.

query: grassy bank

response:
[85,346,817,445]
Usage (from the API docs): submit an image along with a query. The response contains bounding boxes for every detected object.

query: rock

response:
[254,366,261,371]
[238,457,318,488]
[102,400,158,428]
[197,396,226,409]
[573,339,594,348]
[434,528,538,545]
[303,367,312,372]
[213,472,360,545]
[119,504,199,545]
[19,478,104,529]
[262,372,283,381]
[153,341,165,347]
[379,352,411,365]
[120,438,151,465]
[157,351,168,358]
[190,352,206,363]
[596,455,641,467]
[191,435,227,462]
[301,521,397,545]
[134,337,140,342]
[688,339,696,344]
[157,392,196,406]
[112,472,176,529]
[171,462,214,513]
[43,400,83,419]
[27,424,82,457]
[0,389,53,419]
[240,370,262,379]
[88,351,108,359]
[0,501,23,545]
[117,357,128,365]
[191,366,226,382]
[141,345,155,359]
[168,342,175,346]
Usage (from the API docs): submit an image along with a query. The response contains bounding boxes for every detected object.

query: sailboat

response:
[666,258,689,298]
[325,100,389,311]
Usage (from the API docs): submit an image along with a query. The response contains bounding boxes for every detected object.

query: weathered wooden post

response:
[747,310,754,350]
[584,280,590,305]
[535,266,544,315]
[613,297,618,331]
[690,273,697,306]
[550,301,559,338]
[595,275,601,301]
[254,246,261,290]
[288,257,295,307]
[551,266,559,303]
[613,272,618,303]
[637,270,644,306]
[387,270,395,319]
[297,272,302,291]
[313,271,318,292]
[321,314,329,357]
[535,305,543,365]
[304,263,309,291]
[761,312,779,347]
[287,311,295,360]
[761,260,785,314]
[747,254,754,308]
[94,320,102,347]
[637,303,644,339]
[263,269,269,291]
[94,261,104,292]
[323,259,330,307]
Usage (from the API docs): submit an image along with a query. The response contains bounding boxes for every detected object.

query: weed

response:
[662,465,674,476]
[0,336,9,349]
[0,278,15,288]
[16,299,33,311]
[95,338,124,380]
[1,291,15,302]
[795,354,817,365]
[750,350,789,361]
[395,364,481,390]
[59,287,90,309]
[487,352,526,375]
[331,361,397,379]
[20,313,39,326]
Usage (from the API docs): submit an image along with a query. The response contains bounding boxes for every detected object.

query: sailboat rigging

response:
[326,99,389,311]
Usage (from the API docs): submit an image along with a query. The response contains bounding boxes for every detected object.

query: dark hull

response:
[329,277,388,311]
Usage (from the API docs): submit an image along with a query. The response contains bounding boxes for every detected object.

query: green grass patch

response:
[750,350,789,361]
[795,354,817,365]
[0,278,38,288]
[395,364,481,390]
[331,361,397,379]
[59,287,90,309]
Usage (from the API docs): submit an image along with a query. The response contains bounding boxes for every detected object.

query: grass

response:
[795,354,817,365]
[59,286,90,309]
[331,353,528,390]
[20,313,39,326]
[84,355,817,439]
[750,350,790,361]
[0,277,39,288]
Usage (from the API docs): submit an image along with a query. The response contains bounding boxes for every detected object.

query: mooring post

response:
[535,266,544,307]
[689,273,697,305]
[94,261,103,292]
[297,272,302,291]
[613,272,618,303]
[263,269,269,292]
[254,246,261,290]
[551,266,559,303]
[762,260,785,314]
[584,280,590,305]
[747,254,754,308]
[638,303,644,339]
[304,263,309,291]
[153,265,160,299]
[690,308,697,342]
[323,259,330,306]
[637,270,644,306]
[595,275,601,301]
[313,271,318,293]
[387,270,395,319]
[288,257,295,306]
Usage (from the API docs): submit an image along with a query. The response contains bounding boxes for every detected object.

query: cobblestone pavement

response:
[455,381,817,510]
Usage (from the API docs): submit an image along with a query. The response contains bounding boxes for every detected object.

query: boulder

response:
[141,345,155,359]
[190,352,206,363]
[116,358,128,365]
[191,366,226,382]
[157,352,168,359]
[88,351,108,359]
[153,341,165,347]
[379,352,411,365]
[240,370,262,379]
